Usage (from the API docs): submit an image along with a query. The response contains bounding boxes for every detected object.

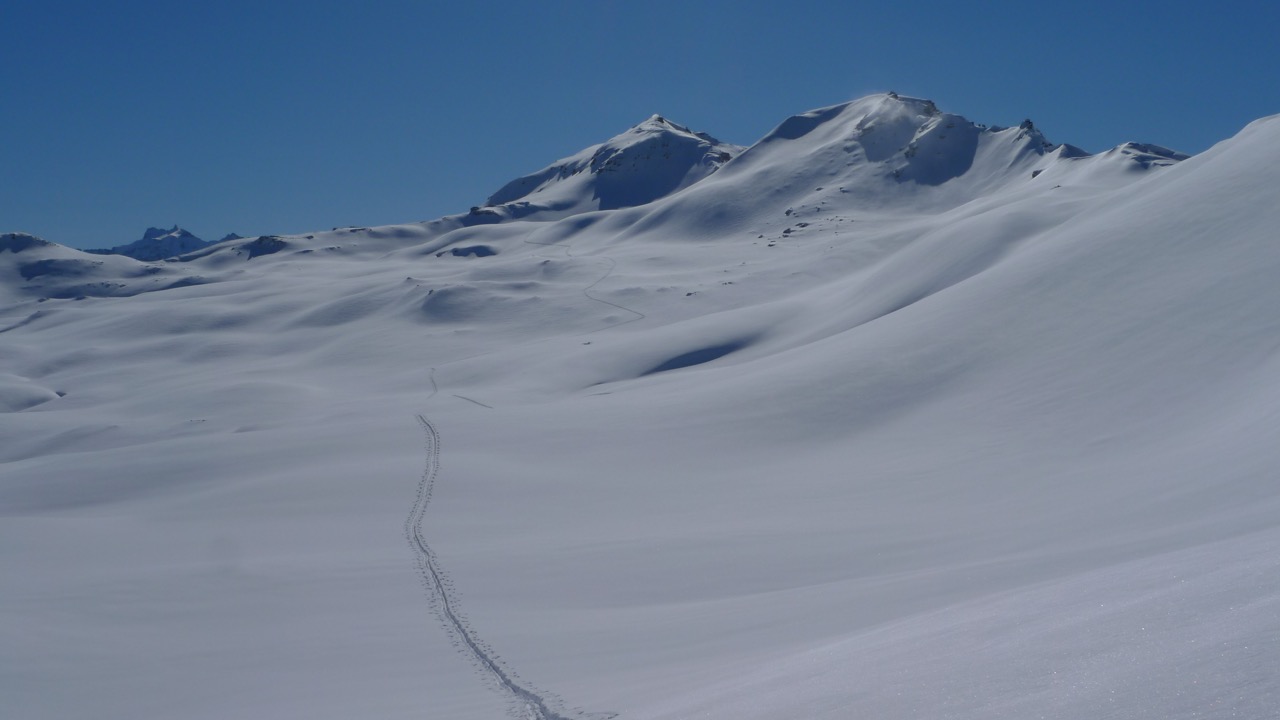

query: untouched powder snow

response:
[3,95,1279,720]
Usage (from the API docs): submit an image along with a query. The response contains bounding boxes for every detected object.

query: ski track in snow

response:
[407,235,640,718]
[407,370,588,720]
[524,238,646,332]
[451,394,494,409]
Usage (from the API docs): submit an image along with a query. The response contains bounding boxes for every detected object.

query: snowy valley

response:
[3,94,1279,719]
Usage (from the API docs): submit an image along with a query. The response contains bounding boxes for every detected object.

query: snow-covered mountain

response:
[481,114,742,222]
[4,94,1279,720]
[86,225,217,261]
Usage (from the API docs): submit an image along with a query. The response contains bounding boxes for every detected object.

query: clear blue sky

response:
[3,0,1277,249]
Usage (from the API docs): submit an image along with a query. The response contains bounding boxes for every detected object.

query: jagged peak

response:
[86,225,214,262]
[142,225,199,242]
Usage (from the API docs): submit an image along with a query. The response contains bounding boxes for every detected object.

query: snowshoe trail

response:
[407,371,592,720]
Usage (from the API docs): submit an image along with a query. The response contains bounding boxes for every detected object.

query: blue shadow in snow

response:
[642,338,753,376]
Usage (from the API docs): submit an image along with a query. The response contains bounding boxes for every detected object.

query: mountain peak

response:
[733,93,1065,194]
[480,115,743,218]
[142,225,199,242]
[88,226,213,261]
[632,114,696,135]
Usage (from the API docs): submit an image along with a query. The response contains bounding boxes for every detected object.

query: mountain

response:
[4,95,1279,720]
[0,230,204,302]
[477,114,742,221]
[86,225,215,261]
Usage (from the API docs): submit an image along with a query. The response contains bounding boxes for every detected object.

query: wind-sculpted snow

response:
[0,372,61,412]
[5,96,1280,720]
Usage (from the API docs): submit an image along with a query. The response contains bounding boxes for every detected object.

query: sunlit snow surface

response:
[3,95,1279,719]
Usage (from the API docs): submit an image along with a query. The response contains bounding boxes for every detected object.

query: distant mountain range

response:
[85,226,241,261]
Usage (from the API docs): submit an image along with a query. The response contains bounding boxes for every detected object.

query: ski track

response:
[408,237,639,718]
[407,371,582,720]
[523,238,646,332]
[452,394,495,409]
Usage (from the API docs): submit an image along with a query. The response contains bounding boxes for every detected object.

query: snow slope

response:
[3,95,1278,720]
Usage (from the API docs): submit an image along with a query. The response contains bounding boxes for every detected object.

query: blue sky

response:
[3,0,1277,248]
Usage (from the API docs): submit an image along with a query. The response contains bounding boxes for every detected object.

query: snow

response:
[3,95,1279,720]
[86,225,217,261]
[481,115,742,223]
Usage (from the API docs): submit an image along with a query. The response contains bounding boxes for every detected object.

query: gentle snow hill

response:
[3,96,1279,720]
[86,225,218,261]
[0,231,204,303]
